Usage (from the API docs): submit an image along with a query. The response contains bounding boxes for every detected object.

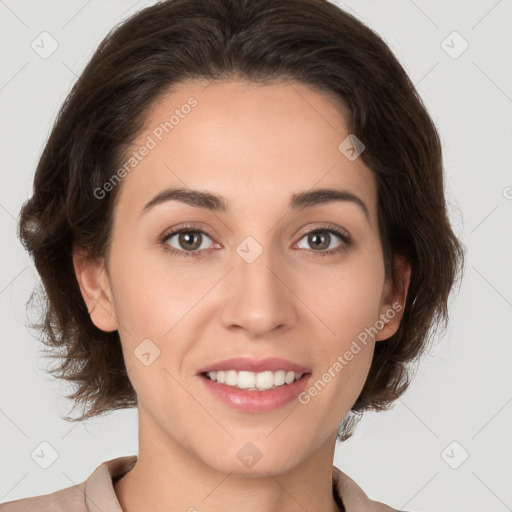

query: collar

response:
[84,456,400,512]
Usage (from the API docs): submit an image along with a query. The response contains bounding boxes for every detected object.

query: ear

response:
[375,253,411,342]
[72,247,118,332]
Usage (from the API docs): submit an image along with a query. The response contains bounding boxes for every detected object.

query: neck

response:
[114,411,342,512]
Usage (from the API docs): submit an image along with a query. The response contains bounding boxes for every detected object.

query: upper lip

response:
[197,357,311,375]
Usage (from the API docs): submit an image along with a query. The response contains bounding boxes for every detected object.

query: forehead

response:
[113,79,378,225]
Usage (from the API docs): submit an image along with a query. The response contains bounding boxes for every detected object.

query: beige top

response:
[0,456,408,512]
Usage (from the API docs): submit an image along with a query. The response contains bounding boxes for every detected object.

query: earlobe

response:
[375,254,411,341]
[72,247,118,332]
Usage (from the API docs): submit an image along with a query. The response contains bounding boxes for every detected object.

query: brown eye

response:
[164,229,213,253]
[307,232,331,251]
[178,231,202,251]
[296,228,347,253]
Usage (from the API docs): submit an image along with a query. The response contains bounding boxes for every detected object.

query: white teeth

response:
[206,370,303,390]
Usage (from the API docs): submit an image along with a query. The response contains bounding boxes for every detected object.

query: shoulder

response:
[332,465,412,512]
[0,456,137,512]
[0,482,87,512]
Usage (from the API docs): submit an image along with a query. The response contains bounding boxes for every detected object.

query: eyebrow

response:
[140,186,370,220]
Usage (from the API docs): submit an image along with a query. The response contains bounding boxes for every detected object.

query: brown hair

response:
[18,0,464,441]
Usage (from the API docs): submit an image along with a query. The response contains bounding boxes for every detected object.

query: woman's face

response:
[77,80,407,474]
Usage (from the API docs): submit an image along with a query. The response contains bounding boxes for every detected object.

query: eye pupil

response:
[309,232,330,250]
[179,231,201,250]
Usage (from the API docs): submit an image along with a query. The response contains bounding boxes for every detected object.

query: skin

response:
[74,80,411,512]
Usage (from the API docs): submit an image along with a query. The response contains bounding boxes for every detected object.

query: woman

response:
[0,0,463,510]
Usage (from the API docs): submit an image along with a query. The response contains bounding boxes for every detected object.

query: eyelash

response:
[159,223,352,259]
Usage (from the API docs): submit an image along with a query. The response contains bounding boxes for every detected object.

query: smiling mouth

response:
[200,370,311,391]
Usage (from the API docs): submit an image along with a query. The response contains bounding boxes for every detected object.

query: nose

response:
[219,243,298,338]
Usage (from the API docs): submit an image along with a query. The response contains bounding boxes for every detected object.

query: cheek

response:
[306,257,385,340]
[300,256,384,397]
[108,251,196,398]
[108,246,202,336]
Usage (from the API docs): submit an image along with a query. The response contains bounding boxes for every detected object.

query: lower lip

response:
[198,373,311,413]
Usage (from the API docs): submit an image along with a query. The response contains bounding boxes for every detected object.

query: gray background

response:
[1,1,511,510]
